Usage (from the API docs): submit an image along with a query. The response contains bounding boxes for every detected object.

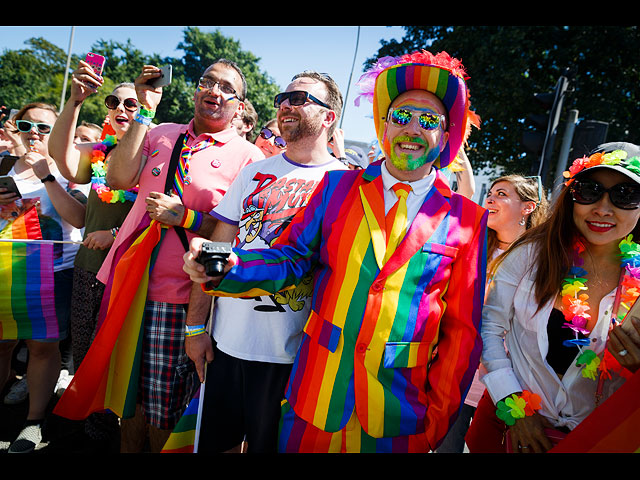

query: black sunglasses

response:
[274,91,331,110]
[105,95,138,112]
[260,127,286,149]
[15,120,52,135]
[570,178,640,210]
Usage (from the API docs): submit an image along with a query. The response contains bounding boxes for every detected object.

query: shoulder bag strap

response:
[164,132,190,252]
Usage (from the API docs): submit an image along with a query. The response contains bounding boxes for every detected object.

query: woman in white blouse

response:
[438,174,548,453]
[466,143,640,453]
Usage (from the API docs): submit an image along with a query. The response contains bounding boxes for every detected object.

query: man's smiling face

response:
[382,89,449,178]
[193,63,245,132]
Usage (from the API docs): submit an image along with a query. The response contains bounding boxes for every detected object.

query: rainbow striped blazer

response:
[212,161,488,448]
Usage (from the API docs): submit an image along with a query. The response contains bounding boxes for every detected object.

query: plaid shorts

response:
[140,300,198,430]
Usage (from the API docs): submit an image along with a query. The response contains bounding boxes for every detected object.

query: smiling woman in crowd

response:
[466,143,640,453]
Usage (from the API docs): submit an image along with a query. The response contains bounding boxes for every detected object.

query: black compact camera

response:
[197,241,232,277]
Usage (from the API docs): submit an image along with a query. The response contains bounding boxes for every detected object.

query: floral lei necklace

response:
[561,148,640,382]
[90,134,138,203]
[561,235,640,381]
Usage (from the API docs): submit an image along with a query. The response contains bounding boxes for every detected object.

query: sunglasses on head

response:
[104,95,138,112]
[570,178,640,210]
[274,91,331,110]
[16,120,52,135]
[260,127,286,149]
[388,108,446,131]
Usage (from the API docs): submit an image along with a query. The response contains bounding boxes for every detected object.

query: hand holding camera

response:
[197,241,233,277]
[183,237,235,288]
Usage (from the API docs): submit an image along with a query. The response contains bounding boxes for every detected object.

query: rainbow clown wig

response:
[355,50,481,169]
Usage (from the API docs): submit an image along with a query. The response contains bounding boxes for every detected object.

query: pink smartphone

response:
[85,52,105,76]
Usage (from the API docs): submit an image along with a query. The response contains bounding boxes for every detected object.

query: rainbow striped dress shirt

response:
[206,161,488,449]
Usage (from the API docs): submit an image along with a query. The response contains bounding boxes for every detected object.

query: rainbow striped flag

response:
[0,206,58,340]
[161,384,204,453]
[550,369,640,453]
[54,216,162,421]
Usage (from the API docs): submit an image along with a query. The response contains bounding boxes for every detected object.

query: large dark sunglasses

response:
[104,95,138,112]
[260,127,286,149]
[274,91,331,110]
[388,108,445,131]
[570,178,640,210]
[15,120,52,135]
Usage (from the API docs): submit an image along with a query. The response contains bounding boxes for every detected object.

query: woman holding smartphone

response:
[466,142,640,453]
[0,102,87,453]
[49,59,142,450]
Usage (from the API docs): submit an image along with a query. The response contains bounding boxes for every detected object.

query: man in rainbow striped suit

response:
[184,50,488,452]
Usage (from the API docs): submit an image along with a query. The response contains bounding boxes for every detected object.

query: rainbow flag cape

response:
[0,206,58,340]
[54,215,163,421]
[550,369,640,453]
[161,383,204,453]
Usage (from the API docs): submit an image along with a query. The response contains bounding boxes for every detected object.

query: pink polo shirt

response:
[97,120,264,304]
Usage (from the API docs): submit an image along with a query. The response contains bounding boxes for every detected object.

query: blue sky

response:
[2,26,408,145]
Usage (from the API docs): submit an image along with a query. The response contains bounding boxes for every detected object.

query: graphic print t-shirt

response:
[210,153,346,363]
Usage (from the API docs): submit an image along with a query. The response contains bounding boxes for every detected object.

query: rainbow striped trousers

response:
[278,400,430,453]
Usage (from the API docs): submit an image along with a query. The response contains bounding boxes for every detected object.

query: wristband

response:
[495,390,542,426]
[180,208,203,232]
[138,106,156,119]
[41,174,56,183]
[110,227,119,239]
[185,324,206,337]
[134,112,153,126]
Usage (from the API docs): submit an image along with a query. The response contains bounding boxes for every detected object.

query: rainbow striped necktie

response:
[173,134,215,197]
[384,183,412,263]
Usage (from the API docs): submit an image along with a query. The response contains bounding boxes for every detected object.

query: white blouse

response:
[480,242,627,430]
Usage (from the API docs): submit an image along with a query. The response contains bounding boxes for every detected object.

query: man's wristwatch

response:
[40,174,56,183]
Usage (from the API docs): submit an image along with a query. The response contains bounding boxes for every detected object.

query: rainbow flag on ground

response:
[550,369,640,453]
[54,215,162,421]
[161,383,204,453]
[0,205,58,340]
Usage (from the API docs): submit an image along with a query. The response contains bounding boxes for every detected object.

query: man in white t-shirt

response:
[184,71,346,453]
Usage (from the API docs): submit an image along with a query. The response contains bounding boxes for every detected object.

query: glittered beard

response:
[386,135,442,171]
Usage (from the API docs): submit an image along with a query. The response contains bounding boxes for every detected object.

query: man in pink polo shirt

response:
[97,59,264,452]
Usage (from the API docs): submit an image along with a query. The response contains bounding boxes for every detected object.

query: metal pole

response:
[538,76,568,179]
[552,109,579,202]
[339,26,361,129]
[59,26,75,113]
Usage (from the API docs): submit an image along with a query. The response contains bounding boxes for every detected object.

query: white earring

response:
[519,216,526,226]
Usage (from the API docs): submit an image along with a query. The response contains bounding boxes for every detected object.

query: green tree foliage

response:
[368,26,640,182]
[0,38,69,110]
[1,27,279,141]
